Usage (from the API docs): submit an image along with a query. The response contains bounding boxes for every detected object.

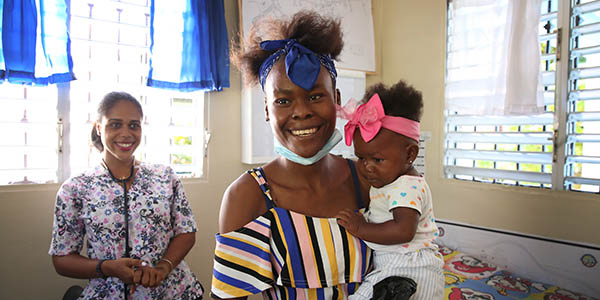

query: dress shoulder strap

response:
[247,168,275,209]
[248,162,363,210]
[346,159,365,209]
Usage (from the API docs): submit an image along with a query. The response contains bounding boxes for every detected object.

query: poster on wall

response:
[239,0,376,72]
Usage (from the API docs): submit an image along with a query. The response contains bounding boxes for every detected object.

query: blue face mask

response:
[274,129,342,165]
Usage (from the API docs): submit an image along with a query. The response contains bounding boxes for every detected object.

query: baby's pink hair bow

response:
[336,93,420,146]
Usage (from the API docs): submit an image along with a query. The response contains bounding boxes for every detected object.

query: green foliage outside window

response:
[574,143,584,156]
[576,100,586,112]
[520,163,542,172]
[497,144,518,151]
[501,125,519,132]
[540,43,556,55]
[171,154,192,165]
[576,122,584,134]
[522,144,543,152]
[476,160,494,169]
[521,125,544,132]
[173,136,192,145]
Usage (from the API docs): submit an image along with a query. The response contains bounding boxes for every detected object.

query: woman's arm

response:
[132,232,196,288]
[158,232,195,270]
[211,173,269,300]
[219,173,268,233]
[52,254,141,281]
[50,180,141,283]
[132,169,201,289]
[336,207,419,245]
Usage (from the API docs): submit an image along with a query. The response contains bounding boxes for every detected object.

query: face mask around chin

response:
[273,129,342,165]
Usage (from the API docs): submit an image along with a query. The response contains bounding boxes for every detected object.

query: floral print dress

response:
[49,162,203,300]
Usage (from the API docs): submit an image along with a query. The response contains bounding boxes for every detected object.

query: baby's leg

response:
[350,251,413,300]
[356,250,444,300]
[351,251,406,300]
[386,250,444,300]
[349,268,377,299]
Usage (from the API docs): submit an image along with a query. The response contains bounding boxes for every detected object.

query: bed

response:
[439,244,598,300]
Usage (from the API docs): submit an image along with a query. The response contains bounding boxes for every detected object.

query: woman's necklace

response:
[102,159,135,182]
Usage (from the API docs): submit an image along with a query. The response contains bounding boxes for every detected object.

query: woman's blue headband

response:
[258,39,337,91]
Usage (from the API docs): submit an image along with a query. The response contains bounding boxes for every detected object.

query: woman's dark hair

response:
[90,91,143,152]
[362,80,423,122]
[231,10,344,86]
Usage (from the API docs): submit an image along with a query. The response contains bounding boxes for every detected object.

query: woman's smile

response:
[115,141,135,151]
[289,125,321,137]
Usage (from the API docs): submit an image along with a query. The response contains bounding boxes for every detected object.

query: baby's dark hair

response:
[90,91,143,152]
[362,80,423,122]
[231,10,344,86]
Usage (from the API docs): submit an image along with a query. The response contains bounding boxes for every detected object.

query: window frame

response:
[0,82,208,186]
[0,0,209,186]
[444,0,599,193]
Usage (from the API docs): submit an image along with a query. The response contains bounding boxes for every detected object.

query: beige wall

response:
[2,1,599,299]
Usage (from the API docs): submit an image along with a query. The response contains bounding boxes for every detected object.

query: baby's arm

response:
[336,207,419,245]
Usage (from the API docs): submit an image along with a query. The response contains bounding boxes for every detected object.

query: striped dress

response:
[212,161,372,300]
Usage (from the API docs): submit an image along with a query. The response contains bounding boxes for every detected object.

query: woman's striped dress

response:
[212,165,372,300]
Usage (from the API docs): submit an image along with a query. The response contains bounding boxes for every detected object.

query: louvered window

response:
[0,85,59,184]
[445,0,600,193]
[567,0,600,191]
[0,0,206,185]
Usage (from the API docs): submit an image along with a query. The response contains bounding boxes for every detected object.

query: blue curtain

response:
[147,0,230,92]
[0,0,74,85]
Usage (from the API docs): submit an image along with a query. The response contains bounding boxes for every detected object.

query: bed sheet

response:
[439,245,598,300]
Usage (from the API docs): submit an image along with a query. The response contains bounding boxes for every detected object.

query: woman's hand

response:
[336,208,367,237]
[130,262,170,292]
[338,207,419,245]
[102,258,143,284]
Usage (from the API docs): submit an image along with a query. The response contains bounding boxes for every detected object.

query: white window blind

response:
[445,0,600,193]
[0,85,59,184]
[566,0,600,191]
[0,0,206,185]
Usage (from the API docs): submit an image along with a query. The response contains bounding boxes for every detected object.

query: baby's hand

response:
[336,208,366,237]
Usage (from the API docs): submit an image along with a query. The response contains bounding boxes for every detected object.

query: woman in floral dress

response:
[49,91,203,300]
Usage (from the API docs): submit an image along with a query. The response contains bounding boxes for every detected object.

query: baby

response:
[336,81,444,299]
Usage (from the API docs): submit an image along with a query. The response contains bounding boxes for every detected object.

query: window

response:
[445,0,600,193]
[0,0,206,185]
[0,85,59,184]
